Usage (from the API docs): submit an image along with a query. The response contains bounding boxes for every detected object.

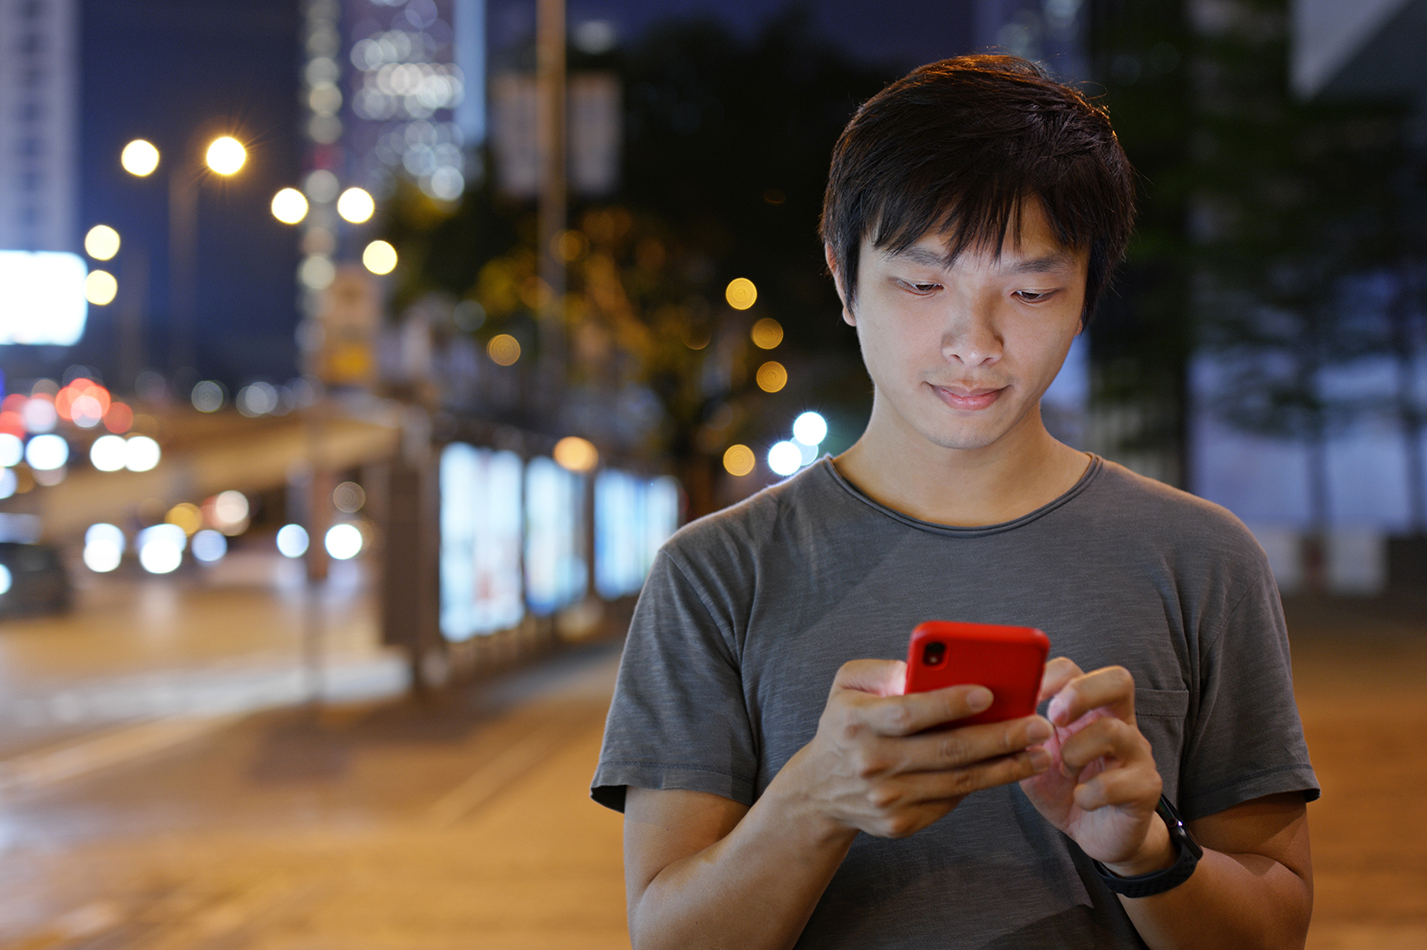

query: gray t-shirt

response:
[593,456,1318,949]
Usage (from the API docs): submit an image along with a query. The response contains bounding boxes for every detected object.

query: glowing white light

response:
[190,529,228,563]
[271,188,309,225]
[121,139,160,177]
[205,136,246,175]
[0,250,89,346]
[767,440,803,477]
[90,434,128,471]
[0,469,15,499]
[276,523,309,558]
[70,394,104,428]
[792,412,828,447]
[124,435,161,472]
[84,225,121,261]
[86,523,126,549]
[0,433,22,467]
[336,187,375,224]
[324,523,363,560]
[191,380,225,412]
[299,255,335,290]
[83,535,124,573]
[0,564,10,595]
[137,523,185,574]
[362,240,398,275]
[25,433,68,471]
[21,398,57,433]
[237,381,279,417]
[212,490,250,527]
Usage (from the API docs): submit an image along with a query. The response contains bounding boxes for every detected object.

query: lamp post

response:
[121,133,247,386]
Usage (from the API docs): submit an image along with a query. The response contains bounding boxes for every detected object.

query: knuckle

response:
[936,731,972,765]
[867,784,902,810]
[851,748,887,779]
[883,703,914,735]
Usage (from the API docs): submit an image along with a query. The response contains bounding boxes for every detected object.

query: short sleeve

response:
[591,547,758,812]
[1178,563,1320,821]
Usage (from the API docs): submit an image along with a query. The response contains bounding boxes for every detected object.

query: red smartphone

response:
[903,621,1051,726]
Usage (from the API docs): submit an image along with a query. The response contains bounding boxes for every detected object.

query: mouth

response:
[929,383,1004,411]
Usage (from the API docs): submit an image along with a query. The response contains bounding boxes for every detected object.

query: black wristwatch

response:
[1092,796,1202,898]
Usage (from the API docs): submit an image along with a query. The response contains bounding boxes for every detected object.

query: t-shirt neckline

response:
[816,453,1104,537]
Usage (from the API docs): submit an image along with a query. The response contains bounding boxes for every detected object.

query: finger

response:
[1037,657,1083,705]
[1057,716,1152,774]
[858,683,1000,737]
[1073,761,1163,813]
[832,659,908,698]
[901,714,1055,769]
[879,745,1055,808]
[1047,665,1136,727]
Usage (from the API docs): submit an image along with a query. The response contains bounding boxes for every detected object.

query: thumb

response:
[832,658,908,698]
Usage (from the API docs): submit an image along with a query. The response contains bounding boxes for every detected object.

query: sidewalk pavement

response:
[0,597,1424,948]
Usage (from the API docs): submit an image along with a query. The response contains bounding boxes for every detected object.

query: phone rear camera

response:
[922,641,946,666]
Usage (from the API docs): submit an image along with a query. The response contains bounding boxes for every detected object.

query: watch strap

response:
[1092,796,1202,898]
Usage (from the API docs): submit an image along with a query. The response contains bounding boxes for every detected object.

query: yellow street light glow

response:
[487,334,521,366]
[553,436,599,472]
[362,240,398,275]
[723,444,756,477]
[337,187,375,223]
[751,317,783,349]
[84,225,121,261]
[85,270,118,305]
[165,502,204,536]
[756,360,788,393]
[121,139,160,177]
[271,187,309,225]
[725,277,757,310]
[205,136,246,175]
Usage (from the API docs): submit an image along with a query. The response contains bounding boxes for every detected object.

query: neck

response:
[833,407,1089,527]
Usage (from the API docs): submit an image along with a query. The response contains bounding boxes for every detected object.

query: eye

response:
[1014,290,1055,303]
[900,280,941,296]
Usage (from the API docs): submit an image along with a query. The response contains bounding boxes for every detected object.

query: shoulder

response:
[1079,459,1269,573]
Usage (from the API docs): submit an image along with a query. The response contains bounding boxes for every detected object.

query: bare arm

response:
[623,658,1054,950]
[1021,659,1312,950]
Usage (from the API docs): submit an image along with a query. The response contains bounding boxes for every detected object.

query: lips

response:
[930,383,1004,411]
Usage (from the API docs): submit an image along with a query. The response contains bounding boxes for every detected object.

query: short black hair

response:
[820,54,1135,324]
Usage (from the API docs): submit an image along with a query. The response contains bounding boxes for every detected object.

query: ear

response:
[824,244,856,326]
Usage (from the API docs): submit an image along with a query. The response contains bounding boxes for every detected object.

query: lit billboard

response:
[0,251,88,345]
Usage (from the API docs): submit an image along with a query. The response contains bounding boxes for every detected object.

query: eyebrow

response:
[882,245,1081,276]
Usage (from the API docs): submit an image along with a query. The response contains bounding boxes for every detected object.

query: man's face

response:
[833,200,1087,459]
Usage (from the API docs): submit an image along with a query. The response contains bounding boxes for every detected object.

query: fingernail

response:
[967,687,993,711]
[1029,748,1052,772]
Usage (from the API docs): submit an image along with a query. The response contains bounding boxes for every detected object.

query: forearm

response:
[629,781,857,950]
[1121,847,1312,950]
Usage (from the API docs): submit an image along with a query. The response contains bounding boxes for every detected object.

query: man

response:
[592,55,1317,949]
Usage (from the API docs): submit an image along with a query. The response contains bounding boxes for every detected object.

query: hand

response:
[777,659,1054,841]
[1019,658,1168,872]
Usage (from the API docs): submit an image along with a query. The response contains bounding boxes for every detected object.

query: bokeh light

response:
[488,334,521,366]
[121,139,160,177]
[83,523,125,573]
[767,440,803,477]
[137,523,186,574]
[210,490,251,534]
[723,444,756,477]
[85,271,118,306]
[190,529,228,563]
[0,564,10,595]
[0,469,15,500]
[276,523,310,558]
[205,136,246,175]
[165,502,204,536]
[271,187,309,224]
[237,382,279,417]
[21,396,57,433]
[725,278,757,310]
[337,187,375,223]
[751,317,783,349]
[299,255,336,290]
[24,433,68,470]
[324,523,363,560]
[191,380,225,412]
[333,481,366,513]
[0,433,21,467]
[124,435,161,472]
[84,225,121,261]
[362,240,398,275]
[756,361,788,393]
[103,402,134,433]
[553,436,599,473]
[793,411,828,447]
[90,434,128,472]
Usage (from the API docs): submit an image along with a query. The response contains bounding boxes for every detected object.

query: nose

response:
[940,295,1002,367]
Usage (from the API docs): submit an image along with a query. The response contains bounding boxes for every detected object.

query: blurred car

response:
[0,541,73,619]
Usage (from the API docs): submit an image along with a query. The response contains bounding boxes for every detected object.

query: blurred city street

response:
[0,568,1422,949]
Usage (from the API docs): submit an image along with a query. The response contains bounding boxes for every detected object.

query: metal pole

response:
[168,164,199,382]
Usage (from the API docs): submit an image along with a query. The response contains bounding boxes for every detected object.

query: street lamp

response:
[120,131,250,384]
